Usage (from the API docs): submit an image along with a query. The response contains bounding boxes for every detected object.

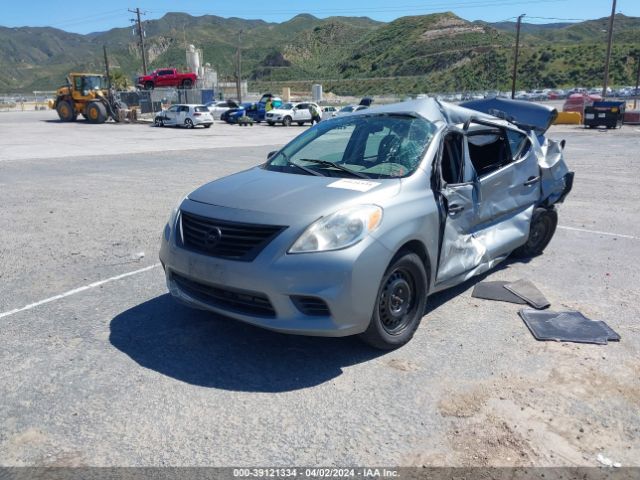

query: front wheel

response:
[267,121,275,126]
[511,207,558,258]
[297,121,305,126]
[359,252,428,350]
[184,118,194,129]
[282,116,292,127]
[154,118,164,127]
[144,81,154,90]
[56,100,76,122]
[204,124,211,128]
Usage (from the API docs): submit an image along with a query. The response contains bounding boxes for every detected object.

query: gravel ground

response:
[0,110,638,467]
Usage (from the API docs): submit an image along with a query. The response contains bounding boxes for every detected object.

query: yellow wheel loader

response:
[50,73,125,124]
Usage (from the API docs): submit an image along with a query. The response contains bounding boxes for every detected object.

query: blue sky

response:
[3,0,639,34]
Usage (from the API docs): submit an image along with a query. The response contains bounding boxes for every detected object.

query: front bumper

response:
[159,203,392,337]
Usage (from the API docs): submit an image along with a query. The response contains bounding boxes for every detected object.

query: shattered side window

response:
[467,131,511,177]
[506,130,531,161]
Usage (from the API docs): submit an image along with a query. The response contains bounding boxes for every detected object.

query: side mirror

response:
[267,150,278,160]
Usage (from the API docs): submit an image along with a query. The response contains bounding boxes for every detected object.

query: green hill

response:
[1,12,639,95]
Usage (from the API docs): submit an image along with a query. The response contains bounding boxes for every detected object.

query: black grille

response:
[180,211,286,261]
[173,273,276,318]
[291,296,331,317]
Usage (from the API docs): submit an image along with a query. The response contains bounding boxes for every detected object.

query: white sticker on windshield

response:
[327,179,381,192]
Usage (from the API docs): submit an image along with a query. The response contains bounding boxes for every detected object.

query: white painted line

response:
[558,225,639,241]
[0,263,162,320]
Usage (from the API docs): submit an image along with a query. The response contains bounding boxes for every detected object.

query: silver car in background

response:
[159,98,573,349]
[154,104,213,128]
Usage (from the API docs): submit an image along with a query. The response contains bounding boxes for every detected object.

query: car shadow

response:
[109,294,383,393]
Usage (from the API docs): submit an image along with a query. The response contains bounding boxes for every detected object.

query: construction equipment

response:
[50,73,126,123]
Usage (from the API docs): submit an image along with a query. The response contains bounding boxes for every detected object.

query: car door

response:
[164,105,178,125]
[467,123,539,259]
[434,130,485,283]
[435,124,539,284]
[295,103,309,121]
[176,106,188,125]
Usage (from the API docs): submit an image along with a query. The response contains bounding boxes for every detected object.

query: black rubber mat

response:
[504,279,550,310]
[471,281,528,304]
[518,309,621,345]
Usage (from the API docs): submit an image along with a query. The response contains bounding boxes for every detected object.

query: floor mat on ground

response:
[471,281,528,304]
[518,309,621,345]
[504,279,551,309]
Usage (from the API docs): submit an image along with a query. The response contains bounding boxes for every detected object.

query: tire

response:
[184,118,194,129]
[181,79,193,89]
[144,81,154,90]
[267,121,275,126]
[85,101,107,124]
[511,207,558,258]
[297,122,305,126]
[204,124,211,128]
[154,118,164,127]
[56,100,76,122]
[283,116,292,127]
[359,252,428,350]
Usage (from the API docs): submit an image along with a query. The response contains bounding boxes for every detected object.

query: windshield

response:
[280,103,293,110]
[83,75,107,90]
[264,114,437,179]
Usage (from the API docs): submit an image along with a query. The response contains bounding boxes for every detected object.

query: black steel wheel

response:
[360,251,428,350]
[511,207,558,258]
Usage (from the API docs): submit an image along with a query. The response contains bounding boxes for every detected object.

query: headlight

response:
[289,205,383,253]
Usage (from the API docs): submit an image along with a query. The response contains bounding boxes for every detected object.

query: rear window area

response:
[194,106,209,113]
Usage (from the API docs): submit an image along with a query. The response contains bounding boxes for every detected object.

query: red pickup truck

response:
[137,68,197,90]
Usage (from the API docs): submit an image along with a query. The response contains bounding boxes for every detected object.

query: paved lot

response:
[0,110,638,467]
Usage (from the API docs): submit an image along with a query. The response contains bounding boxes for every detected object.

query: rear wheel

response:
[85,101,107,124]
[267,121,275,126]
[283,116,292,127]
[184,118,194,129]
[359,252,428,350]
[511,207,558,258]
[204,124,211,128]
[144,81,154,90]
[56,100,76,122]
[297,121,305,126]
[181,79,193,89]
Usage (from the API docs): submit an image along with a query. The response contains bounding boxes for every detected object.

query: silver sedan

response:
[159,98,572,349]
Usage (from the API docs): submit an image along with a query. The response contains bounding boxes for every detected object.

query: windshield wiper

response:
[272,151,325,176]
[288,161,324,177]
[298,159,370,178]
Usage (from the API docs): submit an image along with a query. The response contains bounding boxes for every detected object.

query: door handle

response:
[524,176,540,186]
[448,204,465,214]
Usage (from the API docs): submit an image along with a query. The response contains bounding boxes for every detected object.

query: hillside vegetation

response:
[1,12,639,95]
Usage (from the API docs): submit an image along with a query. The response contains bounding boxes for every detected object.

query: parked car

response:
[154,104,213,128]
[205,100,239,120]
[159,98,573,349]
[321,106,338,120]
[265,102,320,126]
[137,68,197,90]
[335,104,369,116]
[223,102,262,124]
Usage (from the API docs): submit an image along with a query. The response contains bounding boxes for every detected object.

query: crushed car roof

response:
[357,97,558,135]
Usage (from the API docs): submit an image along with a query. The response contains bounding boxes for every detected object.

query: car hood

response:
[187,167,401,217]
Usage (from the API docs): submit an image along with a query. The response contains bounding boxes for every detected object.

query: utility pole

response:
[634,54,640,109]
[103,45,111,89]
[129,8,147,75]
[235,30,243,103]
[602,0,617,98]
[511,14,525,99]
